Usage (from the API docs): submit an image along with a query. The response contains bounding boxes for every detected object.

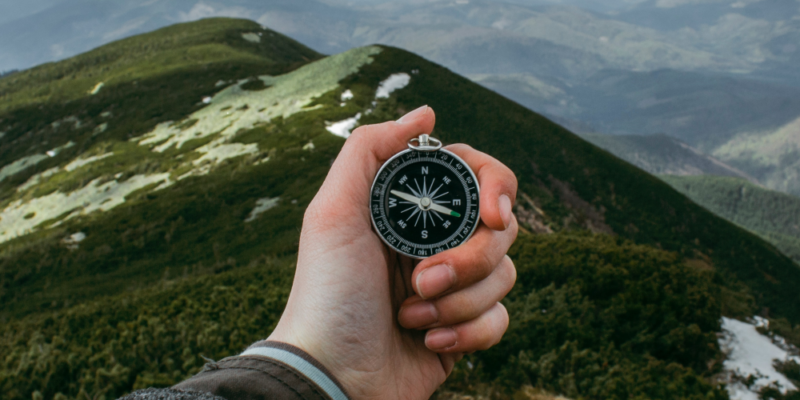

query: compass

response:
[370,134,480,259]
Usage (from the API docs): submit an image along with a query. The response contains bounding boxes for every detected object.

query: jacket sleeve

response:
[119,341,351,400]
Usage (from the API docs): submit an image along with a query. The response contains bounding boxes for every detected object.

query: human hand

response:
[267,106,519,400]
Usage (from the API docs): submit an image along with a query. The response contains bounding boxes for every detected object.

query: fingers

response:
[399,255,516,329]
[444,144,518,231]
[424,303,509,353]
[412,217,518,299]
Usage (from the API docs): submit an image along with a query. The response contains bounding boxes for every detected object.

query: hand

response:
[267,106,519,400]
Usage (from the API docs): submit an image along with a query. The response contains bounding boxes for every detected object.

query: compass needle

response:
[430,203,461,218]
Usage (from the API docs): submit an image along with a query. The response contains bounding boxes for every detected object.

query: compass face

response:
[370,149,480,259]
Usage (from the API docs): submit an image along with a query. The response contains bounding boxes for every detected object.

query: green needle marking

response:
[451,211,461,217]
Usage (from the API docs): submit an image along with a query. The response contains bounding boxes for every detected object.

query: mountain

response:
[4,0,800,198]
[2,18,800,400]
[712,116,800,196]
[663,175,800,264]
[578,133,756,179]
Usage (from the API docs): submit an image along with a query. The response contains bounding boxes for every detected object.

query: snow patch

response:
[326,113,361,138]
[0,173,170,244]
[136,46,381,152]
[62,232,86,250]
[0,154,48,182]
[64,153,113,172]
[193,142,258,166]
[376,73,411,99]
[89,82,104,95]
[241,33,261,43]
[245,197,280,222]
[93,122,108,136]
[17,167,60,192]
[0,142,74,182]
[341,89,354,101]
[719,317,799,400]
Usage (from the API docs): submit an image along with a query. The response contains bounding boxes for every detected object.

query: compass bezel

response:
[370,148,481,259]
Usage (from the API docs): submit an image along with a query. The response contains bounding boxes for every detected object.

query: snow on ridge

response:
[64,153,113,172]
[376,73,411,99]
[0,142,75,182]
[134,46,382,178]
[719,317,799,400]
[327,113,361,138]
[0,173,170,244]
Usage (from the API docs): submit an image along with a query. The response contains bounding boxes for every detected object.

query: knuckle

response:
[501,256,517,290]
[508,216,519,239]
[446,143,473,154]
[349,125,370,142]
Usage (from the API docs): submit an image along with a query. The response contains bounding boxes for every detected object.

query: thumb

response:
[310,106,436,225]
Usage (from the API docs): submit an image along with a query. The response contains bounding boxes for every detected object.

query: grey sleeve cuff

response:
[239,341,351,400]
[120,341,351,400]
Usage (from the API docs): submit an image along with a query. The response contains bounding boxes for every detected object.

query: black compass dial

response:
[370,149,480,259]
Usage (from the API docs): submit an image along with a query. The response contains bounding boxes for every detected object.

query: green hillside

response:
[1,17,800,399]
[662,175,800,264]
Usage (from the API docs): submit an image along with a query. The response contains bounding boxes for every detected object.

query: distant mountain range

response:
[578,132,755,180]
[2,18,800,399]
[3,0,799,197]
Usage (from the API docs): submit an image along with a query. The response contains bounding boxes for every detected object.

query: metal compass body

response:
[370,134,480,259]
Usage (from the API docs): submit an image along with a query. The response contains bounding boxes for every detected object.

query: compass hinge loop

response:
[408,134,443,152]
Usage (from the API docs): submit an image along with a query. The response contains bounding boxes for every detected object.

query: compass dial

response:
[370,148,480,259]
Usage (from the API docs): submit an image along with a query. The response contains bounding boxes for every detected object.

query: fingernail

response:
[416,264,456,299]
[499,194,512,230]
[400,301,438,328]
[426,328,458,351]
[397,105,428,124]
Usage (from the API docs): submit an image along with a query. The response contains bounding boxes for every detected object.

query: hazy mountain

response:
[1,18,799,399]
[712,115,800,196]
[579,133,756,179]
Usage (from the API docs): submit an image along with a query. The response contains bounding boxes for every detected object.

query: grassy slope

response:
[1,17,800,399]
[661,175,800,263]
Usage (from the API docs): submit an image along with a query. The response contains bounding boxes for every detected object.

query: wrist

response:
[242,339,353,400]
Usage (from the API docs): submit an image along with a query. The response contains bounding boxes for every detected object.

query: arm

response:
[121,106,517,400]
